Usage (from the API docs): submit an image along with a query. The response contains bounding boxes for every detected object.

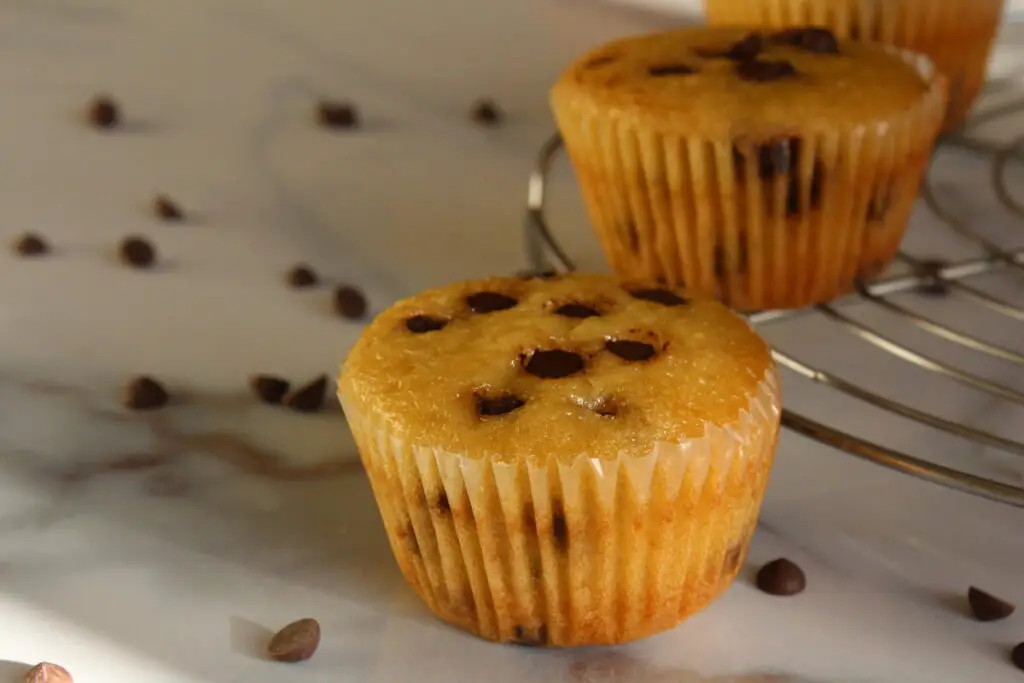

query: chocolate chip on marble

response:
[24,663,73,683]
[476,392,526,417]
[470,98,503,126]
[87,95,120,129]
[12,232,49,257]
[629,288,687,306]
[736,59,797,82]
[334,284,368,319]
[551,501,568,551]
[605,339,657,362]
[317,100,360,129]
[467,291,517,313]
[249,374,291,405]
[554,303,600,319]
[1011,642,1024,671]
[967,586,1015,622]
[512,624,549,647]
[286,264,319,288]
[153,194,183,221]
[772,27,840,54]
[913,259,950,296]
[756,558,807,596]
[406,314,448,333]
[523,349,585,379]
[283,374,328,413]
[122,376,169,411]
[698,32,764,61]
[267,618,321,663]
[119,235,156,268]
[648,64,696,77]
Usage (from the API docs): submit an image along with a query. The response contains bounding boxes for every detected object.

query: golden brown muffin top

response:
[551,26,944,136]
[338,273,778,464]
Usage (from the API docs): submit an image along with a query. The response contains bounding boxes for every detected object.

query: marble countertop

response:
[2,1,1024,682]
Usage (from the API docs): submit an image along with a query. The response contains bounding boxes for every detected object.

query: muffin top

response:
[551,26,944,135]
[338,273,779,464]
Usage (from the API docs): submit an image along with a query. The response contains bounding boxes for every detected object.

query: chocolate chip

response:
[267,618,321,663]
[523,349,585,379]
[756,558,807,596]
[967,586,1015,622]
[406,314,448,333]
[648,64,696,76]
[24,663,73,683]
[772,27,839,54]
[785,163,824,216]
[334,285,368,319]
[476,393,526,417]
[467,291,517,313]
[914,259,950,296]
[122,376,169,411]
[153,194,183,221]
[736,59,797,82]
[435,491,451,514]
[470,98,503,126]
[87,95,120,129]
[757,138,800,179]
[629,288,687,306]
[1012,642,1024,671]
[286,264,319,288]
[554,303,600,319]
[249,374,291,405]
[13,232,49,257]
[605,339,657,362]
[119,235,156,268]
[699,33,763,60]
[283,374,328,413]
[551,501,568,551]
[317,100,359,129]
[512,624,549,647]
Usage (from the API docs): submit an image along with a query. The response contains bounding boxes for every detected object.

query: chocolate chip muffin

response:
[550,26,946,310]
[337,273,781,646]
[705,0,1004,132]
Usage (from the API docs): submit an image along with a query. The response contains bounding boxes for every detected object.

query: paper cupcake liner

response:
[340,369,781,647]
[704,0,1004,132]
[552,47,946,311]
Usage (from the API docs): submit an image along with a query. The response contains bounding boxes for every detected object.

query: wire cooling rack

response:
[523,82,1024,509]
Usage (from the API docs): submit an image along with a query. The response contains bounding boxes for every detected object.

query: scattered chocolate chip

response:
[153,194,183,221]
[551,502,568,551]
[648,64,696,77]
[13,232,49,257]
[286,264,319,288]
[267,617,321,663]
[554,303,600,319]
[24,663,73,683]
[470,98,503,126]
[87,95,120,129]
[585,55,615,68]
[756,558,807,596]
[1012,642,1024,671]
[467,291,517,313]
[119,235,156,268]
[476,393,526,417]
[605,339,657,362]
[122,376,169,411]
[334,285,368,319]
[523,349,585,379]
[736,59,797,82]
[913,259,950,296]
[435,491,451,514]
[249,374,291,405]
[699,33,764,60]
[406,314,448,333]
[772,27,839,54]
[967,586,1015,622]
[283,374,328,413]
[317,100,359,129]
[512,624,549,647]
[629,288,687,306]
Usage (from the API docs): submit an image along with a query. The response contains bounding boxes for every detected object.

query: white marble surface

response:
[1,1,1024,682]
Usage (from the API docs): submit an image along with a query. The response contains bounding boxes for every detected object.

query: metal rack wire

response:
[523,87,1024,509]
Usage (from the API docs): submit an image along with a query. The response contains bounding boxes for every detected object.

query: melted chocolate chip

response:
[699,32,764,61]
[736,59,797,82]
[467,291,517,313]
[772,27,839,54]
[523,349,585,379]
[512,624,549,647]
[476,393,526,417]
[629,288,687,306]
[914,259,950,296]
[605,339,657,362]
[13,232,49,257]
[648,64,696,77]
[551,502,568,551]
[406,314,448,333]
[756,558,807,596]
[554,303,600,319]
[967,586,1015,622]
[592,397,619,417]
